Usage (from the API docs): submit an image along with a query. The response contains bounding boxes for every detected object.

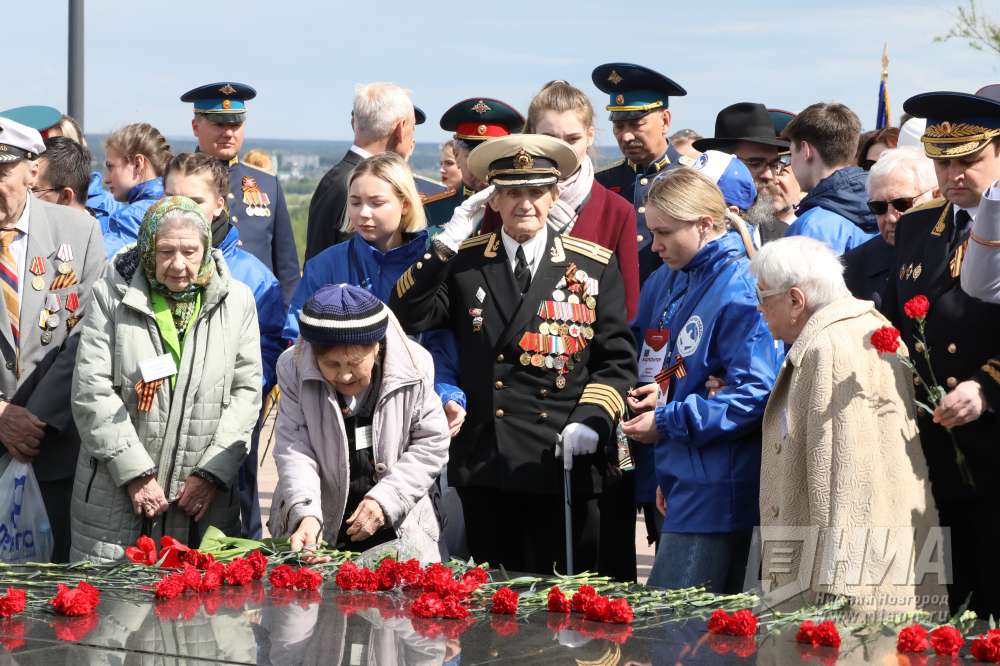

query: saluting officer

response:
[391,135,637,575]
[422,98,525,229]
[181,82,300,304]
[591,62,690,282]
[884,90,1000,618]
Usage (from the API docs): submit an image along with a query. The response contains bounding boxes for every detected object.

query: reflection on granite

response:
[0,581,965,664]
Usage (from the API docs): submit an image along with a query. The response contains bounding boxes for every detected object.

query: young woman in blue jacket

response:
[622,167,780,593]
[101,123,171,258]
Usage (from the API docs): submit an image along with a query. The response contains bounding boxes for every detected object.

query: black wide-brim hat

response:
[692,102,789,152]
[904,90,1000,158]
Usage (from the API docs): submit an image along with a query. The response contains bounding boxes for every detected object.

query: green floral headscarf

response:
[138,196,215,302]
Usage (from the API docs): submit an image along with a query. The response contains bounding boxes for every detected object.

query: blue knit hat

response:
[298,284,388,346]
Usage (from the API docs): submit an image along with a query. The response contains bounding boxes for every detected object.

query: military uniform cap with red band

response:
[439,97,525,147]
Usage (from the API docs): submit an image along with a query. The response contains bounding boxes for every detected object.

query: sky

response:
[3,0,998,145]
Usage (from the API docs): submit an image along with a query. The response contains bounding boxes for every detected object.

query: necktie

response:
[0,230,19,346]
[514,245,531,294]
[955,209,972,233]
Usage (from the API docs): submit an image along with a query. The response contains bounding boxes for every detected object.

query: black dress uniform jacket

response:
[305,150,363,260]
[882,199,1000,617]
[228,159,300,304]
[595,144,690,283]
[843,234,894,311]
[390,231,638,497]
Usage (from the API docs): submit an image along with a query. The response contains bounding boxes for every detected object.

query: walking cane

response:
[556,434,574,575]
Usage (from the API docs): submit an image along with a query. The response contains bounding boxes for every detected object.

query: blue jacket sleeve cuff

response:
[436,383,466,409]
[654,403,679,441]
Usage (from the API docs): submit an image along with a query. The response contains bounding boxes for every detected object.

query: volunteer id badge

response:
[139,353,177,383]
[638,328,669,383]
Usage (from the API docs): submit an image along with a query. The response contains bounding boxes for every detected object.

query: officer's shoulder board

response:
[561,235,613,265]
[595,158,625,174]
[237,160,275,180]
[422,187,459,205]
[459,232,493,252]
[902,197,947,216]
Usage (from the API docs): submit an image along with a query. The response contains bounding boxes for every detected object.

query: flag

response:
[876,44,891,129]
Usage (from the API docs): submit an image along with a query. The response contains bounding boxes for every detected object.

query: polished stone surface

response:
[0,582,944,664]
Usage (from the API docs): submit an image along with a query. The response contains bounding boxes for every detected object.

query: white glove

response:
[435,185,495,251]
[559,422,599,471]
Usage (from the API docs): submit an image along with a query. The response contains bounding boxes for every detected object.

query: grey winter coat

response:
[268,311,449,563]
[69,247,262,562]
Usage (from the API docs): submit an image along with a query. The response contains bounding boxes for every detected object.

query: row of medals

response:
[33,256,76,345]
[518,264,597,389]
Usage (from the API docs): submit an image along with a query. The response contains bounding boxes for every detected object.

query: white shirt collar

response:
[9,193,30,235]
[500,225,548,278]
[349,144,373,159]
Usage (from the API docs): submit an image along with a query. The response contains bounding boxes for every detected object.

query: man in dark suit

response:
[591,62,691,283]
[305,83,417,260]
[0,117,106,562]
[884,90,1000,617]
[391,134,637,575]
[843,146,938,309]
[181,82,300,304]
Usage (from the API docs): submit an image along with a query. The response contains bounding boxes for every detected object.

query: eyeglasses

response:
[32,187,58,196]
[866,190,933,215]
[756,284,786,302]
[742,154,791,174]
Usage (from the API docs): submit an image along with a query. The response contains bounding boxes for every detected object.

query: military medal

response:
[65,290,80,312]
[539,322,550,335]
[552,290,565,302]
[56,244,74,275]
[519,352,532,366]
[29,256,45,276]
[544,356,554,369]
[241,176,271,217]
[583,326,594,340]
[40,330,52,345]
[46,313,60,328]
[38,310,48,328]
[555,375,566,389]
[31,276,45,291]
[912,263,922,279]
[585,296,597,310]
[45,293,61,312]
[469,308,483,333]
[531,354,545,368]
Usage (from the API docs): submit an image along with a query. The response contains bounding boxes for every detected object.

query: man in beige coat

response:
[0,117,105,562]
[751,237,946,619]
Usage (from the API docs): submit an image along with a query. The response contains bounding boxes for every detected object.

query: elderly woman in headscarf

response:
[69,196,262,563]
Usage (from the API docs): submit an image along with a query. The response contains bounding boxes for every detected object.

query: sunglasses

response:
[866,190,932,215]
[742,154,791,174]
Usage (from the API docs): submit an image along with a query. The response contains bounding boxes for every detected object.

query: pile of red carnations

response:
[546,585,633,624]
[707,608,758,637]
[0,580,100,620]
[895,623,969,658]
[152,548,274,599]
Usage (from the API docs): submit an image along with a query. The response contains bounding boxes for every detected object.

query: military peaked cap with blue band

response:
[768,108,796,139]
[414,105,426,125]
[903,91,1000,159]
[591,63,686,121]
[440,98,525,145]
[180,82,257,124]
[0,105,62,132]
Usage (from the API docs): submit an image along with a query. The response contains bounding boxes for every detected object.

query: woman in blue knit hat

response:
[269,283,450,562]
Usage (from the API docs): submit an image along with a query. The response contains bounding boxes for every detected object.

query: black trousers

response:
[598,468,637,581]
[458,486,599,575]
[938,498,1000,617]
[238,421,263,540]
[38,476,74,563]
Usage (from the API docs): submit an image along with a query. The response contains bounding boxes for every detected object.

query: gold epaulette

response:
[459,233,492,251]
[902,198,947,216]
[394,265,416,299]
[422,187,457,205]
[561,235,613,265]
[579,383,625,420]
[595,158,624,173]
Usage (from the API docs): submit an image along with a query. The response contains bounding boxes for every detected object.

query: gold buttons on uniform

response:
[495,409,504,418]
[496,354,504,362]
[639,178,648,186]
[495,380,504,389]
[423,253,431,260]
[539,389,549,398]
[638,206,646,214]
[637,235,644,243]
[538,412,548,421]
[416,262,423,269]
[948,343,957,354]
[946,377,958,388]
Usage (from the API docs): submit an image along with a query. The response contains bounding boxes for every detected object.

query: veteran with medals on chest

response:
[391,135,637,575]
[883,90,1000,618]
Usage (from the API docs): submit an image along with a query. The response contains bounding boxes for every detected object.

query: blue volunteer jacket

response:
[86,171,122,234]
[218,225,284,391]
[784,166,877,255]
[632,231,779,533]
[282,230,463,404]
[102,178,164,259]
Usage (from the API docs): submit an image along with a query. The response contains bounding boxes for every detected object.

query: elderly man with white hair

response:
[752,235,944,615]
[842,147,937,309]
[305,82,416,259]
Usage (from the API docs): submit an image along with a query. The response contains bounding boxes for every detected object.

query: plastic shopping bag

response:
[0,460,54,563]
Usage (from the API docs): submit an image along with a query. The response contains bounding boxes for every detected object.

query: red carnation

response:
[356,567,379,592]
[606,598,634,624]
[50,581,100,616]
[158,536,190,569]
[583,594,611,622]
[903,295,930,320]
[180,565,202,591]
[441,595,469,619]
[727,609,758,637]
[461,567,488,586]
[971,628,1000,662]
[929,625,965,656]
[374,559,400,591]
[871,326,902,354]
[293,567,323,591]
[708,609,731,634]
[411,592,445,618]
[547,586,571,613]
[796,620,840,648]
[125,535,158,565]
[571,585,598,613]
[490,587,519,615]
[897,624,930,653]
[246,550,268,580]
[223,557,254,586]
[0,588,26,618]
[397,559,422,585]
[270,564,297,589]
[334,562,360,591]
[154,574,186,600]
[198,566,224,593]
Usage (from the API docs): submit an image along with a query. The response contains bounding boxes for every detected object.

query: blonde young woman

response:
[621,168,780,592]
